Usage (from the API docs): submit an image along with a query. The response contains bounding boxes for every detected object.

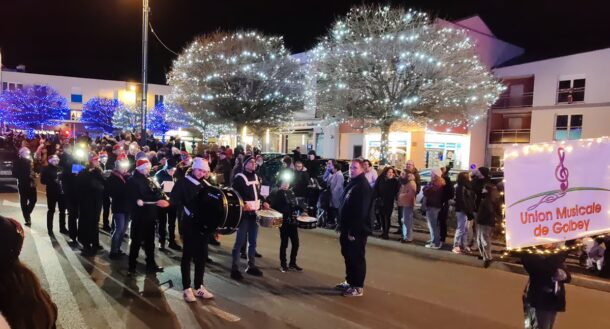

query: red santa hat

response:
[89,153,100,163]
[136,158,151,172]
[112,144,122,150]
[116,152,127,161]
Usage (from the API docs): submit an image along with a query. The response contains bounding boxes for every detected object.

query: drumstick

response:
[136,199,157,206]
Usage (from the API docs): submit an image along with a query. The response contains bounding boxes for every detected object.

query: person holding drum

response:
[170,157,216,302]
[269,171,304,273]
[231,155,270,280]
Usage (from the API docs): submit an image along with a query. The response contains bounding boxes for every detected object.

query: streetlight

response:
[140,0,150,145]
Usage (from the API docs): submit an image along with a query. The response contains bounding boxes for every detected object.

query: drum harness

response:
[235,173,260,212]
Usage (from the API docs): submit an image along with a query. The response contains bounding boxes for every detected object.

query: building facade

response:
[479,48,610,169]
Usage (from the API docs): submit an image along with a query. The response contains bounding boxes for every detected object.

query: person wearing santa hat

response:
[170,157,215,302]
[12,147,37,226]
[126,158,170,275]
[107,153,131,259]
[40,154,67,235]
[75,152,106,255]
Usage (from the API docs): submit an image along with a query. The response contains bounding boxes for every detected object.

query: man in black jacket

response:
[40,155,66,235]
[213,151,232,186]
[106,153,130,258]
[155,159,180,250]
[335,159,373,297]
[126,158,170,275]
[12,147,37,226]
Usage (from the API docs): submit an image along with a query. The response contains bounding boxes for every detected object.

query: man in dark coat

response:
[213,151,232,186]
[40,154,67,235]
[106,153,131,259]
[59,146,82,244]
[12,147,37,226]
[438,166,455,243]
[335,159,373,297]
[126,158,169,275]
[75,153,106,255]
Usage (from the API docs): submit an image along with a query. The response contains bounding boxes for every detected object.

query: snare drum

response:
[297,216,317,229]
[256,209,283,228]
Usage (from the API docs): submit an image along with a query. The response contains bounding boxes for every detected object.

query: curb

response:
[304,227,610,293]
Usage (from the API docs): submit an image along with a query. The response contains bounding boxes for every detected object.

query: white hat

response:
[48,154,59,163]
[192,157,210,171]
[18,147,30,158]
[431,167,442,178]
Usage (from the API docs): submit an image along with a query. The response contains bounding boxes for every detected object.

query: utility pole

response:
[140,0,149,145]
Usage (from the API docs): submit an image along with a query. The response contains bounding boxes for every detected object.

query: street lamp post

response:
[140,0,149,144]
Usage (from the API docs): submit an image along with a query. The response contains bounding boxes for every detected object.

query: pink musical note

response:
[527,147,569,211]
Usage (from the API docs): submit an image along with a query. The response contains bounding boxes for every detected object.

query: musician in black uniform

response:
[99,151,112,232]
[59,145,81,244]
[154,159,181,250]
[170,158,216,302]
[12,147,37,226]
[230,156,270,280]
[40,154,67,235]
[126,158,169,275]
[268,174,304,273]
[76,153,105,255]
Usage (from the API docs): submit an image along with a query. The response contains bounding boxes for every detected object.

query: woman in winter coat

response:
[323,160,344,228]
[453,172,475,254]
[475,184,502,267]
[422,168,445,249]
[374,166,400,239]
[397,172,417,242]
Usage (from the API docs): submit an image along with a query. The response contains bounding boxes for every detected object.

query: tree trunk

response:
[379,122,392,166]
[235,123,245,146]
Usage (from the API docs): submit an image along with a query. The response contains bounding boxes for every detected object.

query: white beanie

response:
[192,157,210,171]
[18,147,30,158]
[431,167,442,178]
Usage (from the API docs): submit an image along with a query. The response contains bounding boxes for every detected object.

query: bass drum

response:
[205,186,244,235]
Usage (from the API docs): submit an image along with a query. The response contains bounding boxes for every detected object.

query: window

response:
[2,82,6,91]
[16,84,23,89]
[8,83,15,91]
[71,94,83,103]
[557,78,585,103]
[154,94,164,105]
[554,114,583,140]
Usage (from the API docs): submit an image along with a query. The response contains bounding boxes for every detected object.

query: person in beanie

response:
[422,167,445,249]
[230,155,270,280]
[126,158,170,275]
[76,153,106,255]
[12,147,37,226]
[155,158,181,251]
[475,183,502,267]
[171,157,215,302]
[106,153,131,259]
[453,171,475,254]
[40,154,67,235]
[335,158,374,297]
[0,216,58,328]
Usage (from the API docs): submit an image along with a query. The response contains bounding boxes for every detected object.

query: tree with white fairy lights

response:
[167,30,305,144]
[309,5,504,164]
[82,97,123,134]
[112,105,142,132]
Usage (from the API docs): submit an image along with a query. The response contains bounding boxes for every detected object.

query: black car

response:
[0,136,18,185]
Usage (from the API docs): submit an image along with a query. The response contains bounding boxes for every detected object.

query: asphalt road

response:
[2,185,610,329]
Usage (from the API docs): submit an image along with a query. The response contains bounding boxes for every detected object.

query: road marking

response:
[52,233,128,329]
[30,229,89,329]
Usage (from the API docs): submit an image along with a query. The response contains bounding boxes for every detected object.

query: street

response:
[2,186,610,329]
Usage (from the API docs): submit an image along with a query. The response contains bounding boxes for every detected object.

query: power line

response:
[149,22,180,56]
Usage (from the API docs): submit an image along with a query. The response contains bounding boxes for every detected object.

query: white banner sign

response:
[504,138,610,249]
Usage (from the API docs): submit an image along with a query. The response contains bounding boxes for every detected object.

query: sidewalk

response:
[309,211,610,293]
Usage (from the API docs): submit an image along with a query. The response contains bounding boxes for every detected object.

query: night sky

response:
[1,0,609,84]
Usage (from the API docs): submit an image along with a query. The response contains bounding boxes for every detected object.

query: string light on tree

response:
[167,30,306,145]
[81,97,124,134]
[0,85,69,137]
[308,5,504,164]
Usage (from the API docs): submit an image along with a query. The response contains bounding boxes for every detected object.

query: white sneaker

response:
[342,287,364,297]
[183,288,196,303]
[452,247,462,254]
[425,243,434,248]
[195,285,214,299]
[334,281,351,291]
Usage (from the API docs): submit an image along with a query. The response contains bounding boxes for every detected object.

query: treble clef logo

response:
[527,147,569,211]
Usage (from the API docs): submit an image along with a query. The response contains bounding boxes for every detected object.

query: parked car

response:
[0,136,18,185]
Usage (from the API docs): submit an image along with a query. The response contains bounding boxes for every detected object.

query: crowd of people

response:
[1,129,608,329]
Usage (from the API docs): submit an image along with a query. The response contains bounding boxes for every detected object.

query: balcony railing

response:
[489,129,531,144]
[491,92,534,109]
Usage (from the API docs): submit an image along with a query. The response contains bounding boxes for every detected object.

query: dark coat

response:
[170,174,203,211]
[12,158,35,189]
[268,188,301,223]
[521,252,571,312]
[126,171,164,221]
[232,170,261,204]
[475,185,502,227]
[76,167,105,244]
[106,171,130,213]
[293,170,310,198]
[40,164,63,195]
[214,158,232,185]
[454,184,475,220]
[338,173,374,236]
[423,181,444,208]
[373,176,400,206]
